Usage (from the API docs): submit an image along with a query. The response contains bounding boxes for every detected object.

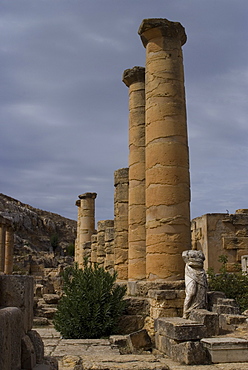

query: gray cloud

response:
[0,0,247,222]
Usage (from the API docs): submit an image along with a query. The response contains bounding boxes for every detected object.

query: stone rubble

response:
[35,326,248,370]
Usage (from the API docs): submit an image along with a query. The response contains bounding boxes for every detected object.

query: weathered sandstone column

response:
[96,220,107,267]
[75,192,97,267]
[114,168,129,280]
[0,222,6,272]
[122,66,146,280]
[138,18,191,280]
[4,226,14,275]
[75,199,81,262]
[91,234,98,264]
[104,222,115,274]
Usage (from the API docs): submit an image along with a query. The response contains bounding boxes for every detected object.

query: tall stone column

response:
[0,223,6,272]
[4,226,14,275]
[114,168,129,280]
[75,199,81,263]
[138,18,191,280]
[122,66,146,280]
[75,192,97,267]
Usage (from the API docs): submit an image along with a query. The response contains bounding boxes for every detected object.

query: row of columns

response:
[0,216,14,274]
[75,18,191,281]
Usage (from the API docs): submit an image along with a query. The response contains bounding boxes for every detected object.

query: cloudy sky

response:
[1,0,248,223]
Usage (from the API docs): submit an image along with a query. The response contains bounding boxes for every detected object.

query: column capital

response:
[78,192,97,200]
[138,18,186,48]
[75,199,81,207]
[122,66,145,87]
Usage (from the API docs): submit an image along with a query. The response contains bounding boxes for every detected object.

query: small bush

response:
[50,234,59,253]
[66,243,75,257]
[53,261,126,339]
[207,255,248,312]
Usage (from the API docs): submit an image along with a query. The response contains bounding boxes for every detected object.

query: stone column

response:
[91,234,98,264]
[104,222,115,274]
[0,223,6,272]
[75,192,97,267]
[122,66,146,280]
[75,199,81,263]
[114,168,129,280]
[96,220,107,267]
[138,18,191,280]
[4,226,14,275]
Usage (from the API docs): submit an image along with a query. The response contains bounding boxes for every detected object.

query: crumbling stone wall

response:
[191,209,248,272]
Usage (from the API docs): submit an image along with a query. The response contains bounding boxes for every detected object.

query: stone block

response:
[21,334,36,369]
[117,315,144,334]
[109,335,132,354]
[201,337,248,363]
[128,329,152,352]
[155,333,207,365]
[218,314,246,333]
[225,314,247,325]
[28,330,44,363]
[189,309,219,337]
[154,317,206,341]
[43,294,60,304]
[150,306,179,319]
[33,317,49,326]
[0,275,34,332]
[124,297,149,316]
[207,291,226,310]
[212,304,240,315]
[148,289,176,300]
[0,307,23,370]
[126,280,185,297]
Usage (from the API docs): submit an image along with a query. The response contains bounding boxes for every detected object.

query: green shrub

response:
[53,261,126,339]
[207,255,248,312]
[50,234,59,253]
[66,243,75,257]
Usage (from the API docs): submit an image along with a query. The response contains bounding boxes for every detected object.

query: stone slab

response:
[155,333,207,365]
[189,309,219,337]
[155,317,206,340]
[201,337,248,363]
[148,289,177,300]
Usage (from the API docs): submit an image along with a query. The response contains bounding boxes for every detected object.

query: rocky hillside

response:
[0,193,77,256]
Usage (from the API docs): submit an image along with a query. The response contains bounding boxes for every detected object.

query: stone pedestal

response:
[155,317,207,365]
[123,66,146,281]
[138,18,191,280]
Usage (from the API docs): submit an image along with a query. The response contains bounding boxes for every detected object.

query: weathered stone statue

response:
[182,250,208,319]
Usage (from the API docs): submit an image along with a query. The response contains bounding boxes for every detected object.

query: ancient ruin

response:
[72,17,248,366]
[75,18,191,283]
[192,209,248,272]
[2,16,248,368]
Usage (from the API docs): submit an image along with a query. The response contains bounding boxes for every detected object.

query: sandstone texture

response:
[139,18,191,280]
